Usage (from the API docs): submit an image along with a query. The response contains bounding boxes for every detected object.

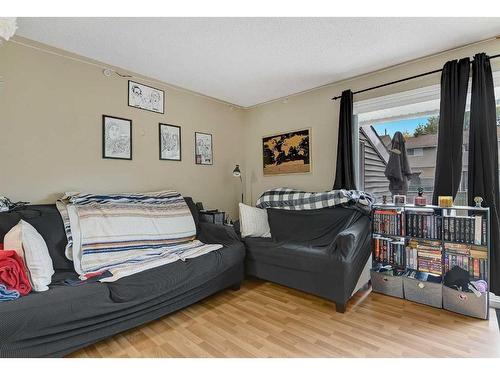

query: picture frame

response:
[262,127,311,176]
[159,123,181,161]
[102,115,132,160]
[128,80,165,114]
[393,194,407,206]
[195,132,213,165]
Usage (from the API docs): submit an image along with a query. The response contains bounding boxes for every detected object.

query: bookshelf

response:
[370,203,490,319]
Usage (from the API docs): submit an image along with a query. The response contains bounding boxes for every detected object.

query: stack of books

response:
[372,209,405,236]
[470,246,488,280]
[373,236,405,266]
[405,210,442,239]
[372,205,490,284]
[405,239,443,275]
[442,215,486,245]
[444,243,488,279]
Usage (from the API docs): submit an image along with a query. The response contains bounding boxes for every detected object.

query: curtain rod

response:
[331,53,500,101]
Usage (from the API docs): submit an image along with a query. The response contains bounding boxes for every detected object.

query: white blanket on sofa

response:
[57,190,222,282]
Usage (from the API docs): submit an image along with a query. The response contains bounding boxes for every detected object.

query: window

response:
[354,72,500,205]
[355,87,441,203]
[407,148,423,157]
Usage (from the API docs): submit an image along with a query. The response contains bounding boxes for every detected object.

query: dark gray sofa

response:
[243,206,371,313]
[0,198,244,358]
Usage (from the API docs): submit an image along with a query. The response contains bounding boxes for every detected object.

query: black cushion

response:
[107,241,245,303]
[0,205,73,271]
[267,206,360,246]
[244,237,332,273]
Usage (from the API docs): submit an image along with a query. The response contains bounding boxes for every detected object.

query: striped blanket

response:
[255,187,375,214]
[56,191,222,282]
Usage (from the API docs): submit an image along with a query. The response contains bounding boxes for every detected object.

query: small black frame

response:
[128,80,165,114]
[102,115,132,160]
[195,132,213,165]
[159,123,182,161]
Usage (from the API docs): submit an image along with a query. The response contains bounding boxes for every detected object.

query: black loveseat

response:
[243,206,371,312]
[0,198,244,358]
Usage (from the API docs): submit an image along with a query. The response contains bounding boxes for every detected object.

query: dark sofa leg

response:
[230,283,241,291]
[335,302,346,313]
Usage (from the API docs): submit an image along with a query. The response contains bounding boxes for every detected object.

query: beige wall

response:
[2,36,500,218]
[0,38,245,219]
[242,38,500,205]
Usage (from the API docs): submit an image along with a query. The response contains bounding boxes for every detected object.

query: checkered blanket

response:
[255,188,375,213]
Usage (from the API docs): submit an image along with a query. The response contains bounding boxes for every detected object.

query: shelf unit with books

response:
[370,203,490,319]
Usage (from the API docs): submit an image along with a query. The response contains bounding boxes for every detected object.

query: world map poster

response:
[262,128,310,175]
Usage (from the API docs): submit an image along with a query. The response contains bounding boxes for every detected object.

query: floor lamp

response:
[232,164,244,203]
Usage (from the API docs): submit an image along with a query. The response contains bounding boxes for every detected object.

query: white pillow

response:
[3,220,54,292]
[239,203,271,238]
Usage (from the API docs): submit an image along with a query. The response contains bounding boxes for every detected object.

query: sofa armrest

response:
[198,222,240,246]
[329,216,371,261]
[232,220,242,239]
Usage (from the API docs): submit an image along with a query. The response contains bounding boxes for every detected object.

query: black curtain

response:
[468,53,500,295]
[333,89,357,190]
[432,58,470,205]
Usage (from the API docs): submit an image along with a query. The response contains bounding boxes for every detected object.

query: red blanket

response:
[0,250,32,296]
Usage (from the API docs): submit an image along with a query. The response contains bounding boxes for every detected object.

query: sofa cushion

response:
[244,237,332,273]
[107,241,245,303]
[0,279,111,353]
[0,205,73,271]
[267,207,360,245]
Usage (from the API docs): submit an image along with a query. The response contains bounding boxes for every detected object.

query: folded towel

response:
[0,250,32,296]
[0,283,20,302]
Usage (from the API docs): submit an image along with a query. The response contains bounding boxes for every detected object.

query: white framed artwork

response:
[159,123,181,161]
[128,80,165,114]
[102,115,132,160]
[195,132,213,165]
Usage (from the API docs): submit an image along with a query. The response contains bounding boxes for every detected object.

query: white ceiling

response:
[16,17,500,107]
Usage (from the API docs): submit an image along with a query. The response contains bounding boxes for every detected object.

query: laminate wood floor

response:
[70,279,500,358]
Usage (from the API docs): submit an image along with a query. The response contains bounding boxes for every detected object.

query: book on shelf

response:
[405,239,443,275]
[373,236,405,266]
[372,209,405,236]
[403,269,442,283]
[443,242,488,280]
[405,210,441,240]
[442,214,486,245]
[372,204,489,281]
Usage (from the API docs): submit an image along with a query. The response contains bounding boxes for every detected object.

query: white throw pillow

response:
[239,203,271,238]
[3,220,54,292]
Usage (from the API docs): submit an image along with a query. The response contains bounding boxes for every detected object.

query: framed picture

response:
[159,123,181,161]
[102,115,132,160]
[262,128,311,175]
[128,80,165,114]
[195,132,213,165]
[393,195,407,206]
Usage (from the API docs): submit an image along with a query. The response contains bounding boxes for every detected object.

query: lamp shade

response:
[232,164,241,177]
